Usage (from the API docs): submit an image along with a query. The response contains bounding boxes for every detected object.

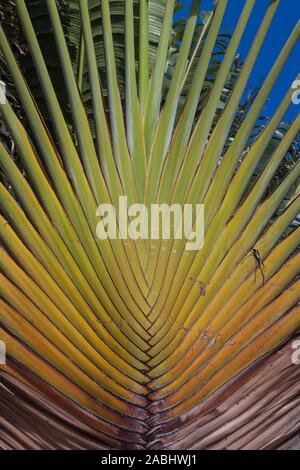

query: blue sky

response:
[178,0,300,121]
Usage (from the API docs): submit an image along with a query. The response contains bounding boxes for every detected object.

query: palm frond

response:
[0,0,299,450]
